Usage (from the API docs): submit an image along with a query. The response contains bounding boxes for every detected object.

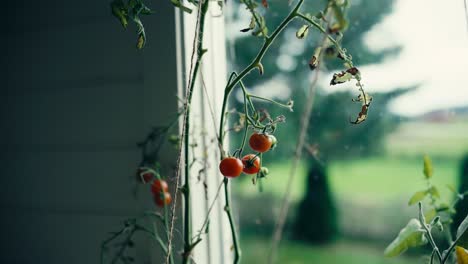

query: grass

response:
[235,156,460,203]
[242,237,419,264]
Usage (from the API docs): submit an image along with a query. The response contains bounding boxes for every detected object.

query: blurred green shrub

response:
[293,160,337,243]
[453,154,468,232]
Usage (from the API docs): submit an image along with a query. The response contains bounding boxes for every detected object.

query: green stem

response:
[218,0,304,146]
[419,203,443,263]
[164,203,175,264]
[239,86,250,156]
[223,177,242,264]
[248,94,292,110]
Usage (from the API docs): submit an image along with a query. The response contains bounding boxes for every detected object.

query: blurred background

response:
[226,0,468,263]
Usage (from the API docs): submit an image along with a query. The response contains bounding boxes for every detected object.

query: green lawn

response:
[242,237,419,264]
[235,156,460,203]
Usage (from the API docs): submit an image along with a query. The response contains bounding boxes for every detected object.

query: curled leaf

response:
[256,63,264,75]
[350,90,372,125]
[296,25,309,39]
[330,68,358,85]
[349,105,369,124]
[308,47,322,71]
[241,16,256,32]
[330,71,352,85]
[384,218,428,258]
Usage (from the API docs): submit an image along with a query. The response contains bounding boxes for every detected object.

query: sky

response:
[325,0,468,116]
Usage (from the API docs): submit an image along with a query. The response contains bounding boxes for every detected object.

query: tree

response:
[293,160,337,243]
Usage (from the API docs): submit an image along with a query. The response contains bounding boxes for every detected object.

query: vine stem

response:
[166,1,209,264]
[217,2,306,264]
[418,202,443,263]
[218,0,304,146]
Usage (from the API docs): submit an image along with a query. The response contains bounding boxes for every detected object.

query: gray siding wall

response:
[0,1,180,263]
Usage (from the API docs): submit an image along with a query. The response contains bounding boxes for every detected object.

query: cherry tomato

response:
[242,154,261,174]
[151,179,169,194]
[137,168,153,184]
[154,192,172,207]
[249,133,273,153]
[268,135,277,150]
[219,157,243,178]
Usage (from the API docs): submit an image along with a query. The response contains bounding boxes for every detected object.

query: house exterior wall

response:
[0,1,181,263]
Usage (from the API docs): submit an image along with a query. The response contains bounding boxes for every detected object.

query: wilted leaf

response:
[423,155,433,179]
[330,71,352,85]
[330,67,360,85]
[262,0,268,8]
[308,47,322,71]
[384,219,428,257]
[296,25,309,39]
[408,190,428,205]
[457,214,468,248]
[457,246,468,264]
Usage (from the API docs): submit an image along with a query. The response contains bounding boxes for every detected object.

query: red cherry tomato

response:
[137,168,153,184]
[151,179,169,194]
[219,157,243,178]
[249,133,273,153]
[242,154,261,174]
[154,192,172,207]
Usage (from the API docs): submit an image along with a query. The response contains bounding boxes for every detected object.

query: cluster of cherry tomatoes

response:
[219,132,276,178]
[137,168,172,208]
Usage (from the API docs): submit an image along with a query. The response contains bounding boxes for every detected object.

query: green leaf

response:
[428,186,440,199]
[111,0,128,28]
[424,209,437,223]
[447,184,459,195]
[423,155,433,179]
[457,214,468,248]
[408,190,428,205]
[170,0,192,13]
[384,218,428,257]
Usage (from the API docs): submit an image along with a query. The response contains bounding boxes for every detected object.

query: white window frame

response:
[175,2,233,263]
